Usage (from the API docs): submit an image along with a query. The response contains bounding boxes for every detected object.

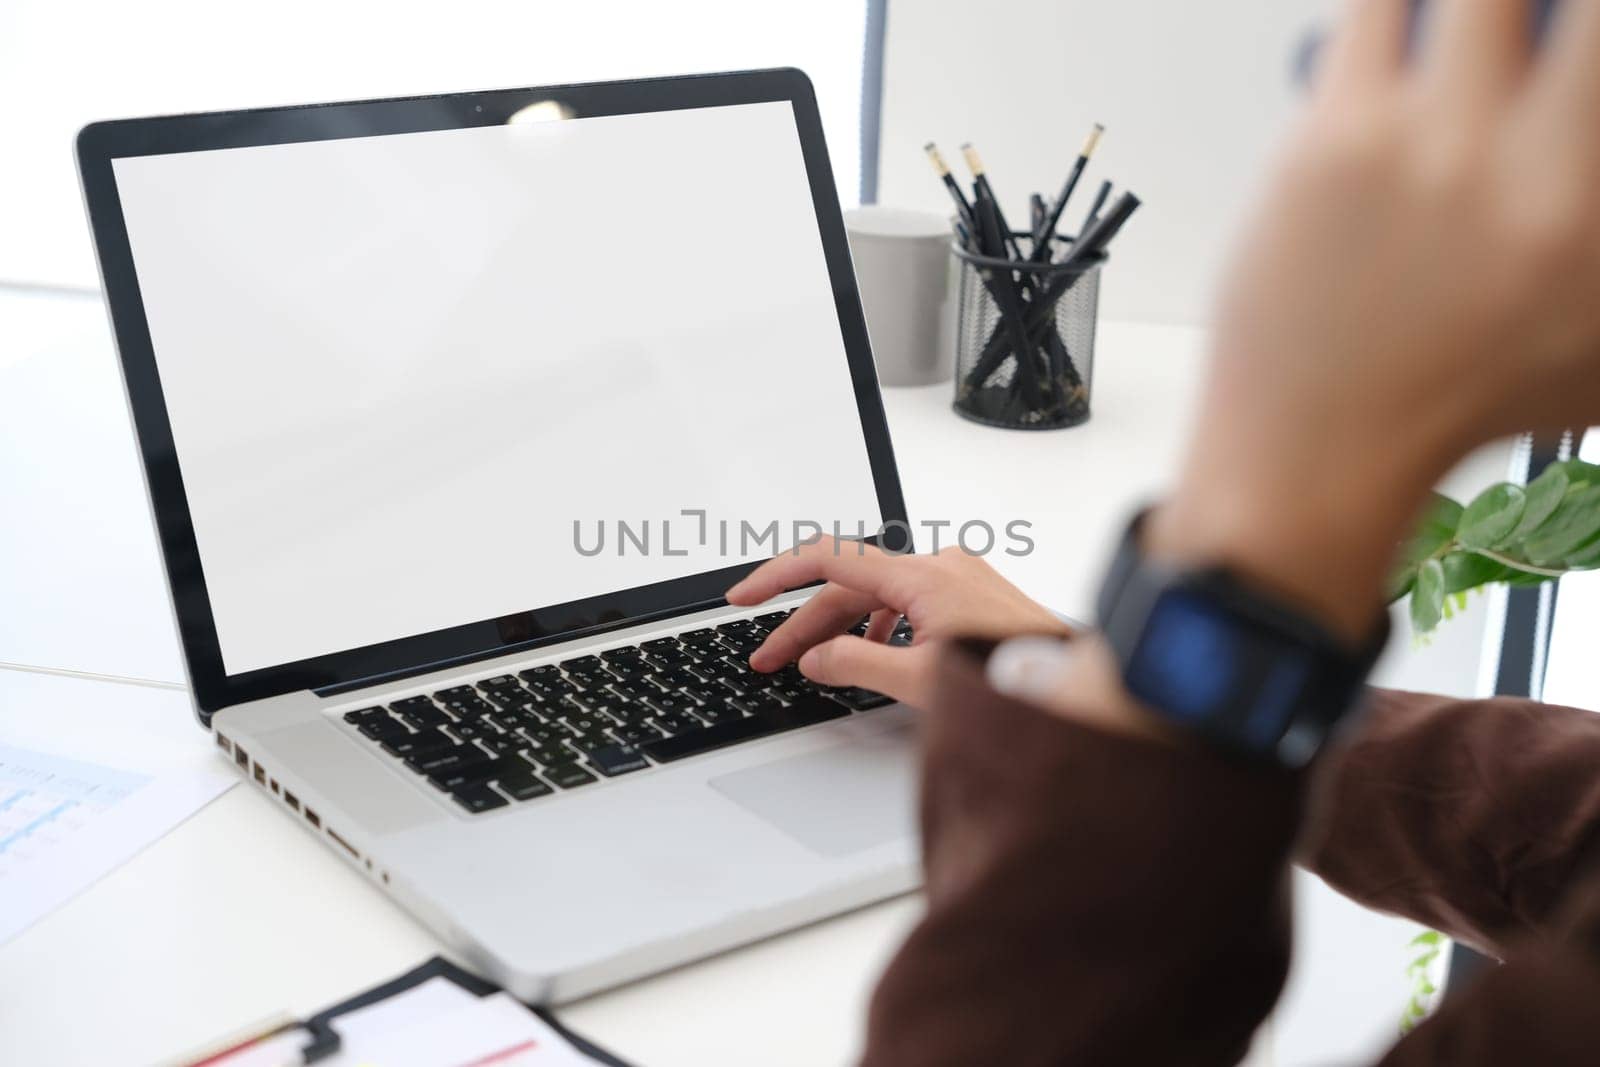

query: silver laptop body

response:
[77,69,919,1002]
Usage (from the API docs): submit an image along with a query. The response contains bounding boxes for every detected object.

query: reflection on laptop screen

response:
[110,101,883,675]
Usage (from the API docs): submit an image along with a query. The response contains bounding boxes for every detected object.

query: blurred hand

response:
[1153,0,1600,638]
[725,538,1072,708]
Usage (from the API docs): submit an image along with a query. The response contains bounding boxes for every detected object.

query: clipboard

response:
[182,956,632,1067]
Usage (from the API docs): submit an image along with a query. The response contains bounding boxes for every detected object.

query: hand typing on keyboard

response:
[726,538,1075,709]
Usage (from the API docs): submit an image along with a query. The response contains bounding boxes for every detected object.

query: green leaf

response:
[1554,458,1600,489]
[1458,483,1527,550]
[1408,931,1443,948]
[1513,464,1571,541]
[1522,485,1600,565]
[1389,494,1463,602]
[1441,552,1513,596]
[1566,537,1600,570]
[1411,559,1446,634]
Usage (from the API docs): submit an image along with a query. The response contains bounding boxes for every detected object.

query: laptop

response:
[77,69,919,1002]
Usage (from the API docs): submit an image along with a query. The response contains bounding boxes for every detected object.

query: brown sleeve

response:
[1300,688,1600,958]
[859,647,1306,1067]
[1373,874,1600,1066]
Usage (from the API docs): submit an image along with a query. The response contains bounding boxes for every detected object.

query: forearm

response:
[1301,688,1600,958]
[860,646,1303,1067]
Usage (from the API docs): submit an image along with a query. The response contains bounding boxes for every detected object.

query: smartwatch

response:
[1095,509,1389,767]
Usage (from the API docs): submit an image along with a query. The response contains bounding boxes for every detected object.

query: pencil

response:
[1030,123,1104,262]
[1077,180,1114,246]
[923,143,976,234]
[960,143,1025,263]
[972,190,1045,409]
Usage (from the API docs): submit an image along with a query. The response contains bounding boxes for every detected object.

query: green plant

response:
[1401,930,1445,1033]
[1390,458,1600,634]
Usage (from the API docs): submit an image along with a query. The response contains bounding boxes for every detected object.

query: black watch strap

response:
[1096,508,1390,767]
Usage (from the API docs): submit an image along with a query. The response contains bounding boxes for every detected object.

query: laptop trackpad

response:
[709,730,916,857]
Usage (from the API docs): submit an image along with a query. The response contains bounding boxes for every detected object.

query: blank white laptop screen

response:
[111,100,883,675]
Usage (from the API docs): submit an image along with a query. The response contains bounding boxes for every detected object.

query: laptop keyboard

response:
[341,609,906,814]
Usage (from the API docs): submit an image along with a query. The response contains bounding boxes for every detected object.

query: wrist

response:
[1145,413,1456,642]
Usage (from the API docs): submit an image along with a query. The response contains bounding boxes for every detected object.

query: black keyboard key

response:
[433,685,476,701]
[603,660,650,682]
[496,770,554,801]
[651,668,700,690]
[605,701,652,728]
[644,692,700,716]
[452,785,509,813]
[544,763,599,790]
[429,756,505,791]
[484,686,538,710]
[681,686,722,705]
[519,664,561,681]
[568,691,614,713]
[523,677,573,700]
[440,695,495,719]
[756,695,852,729]
[558,713,607,736]
[731,692,785,716]
[380,730,451,757]
[833,687,896,711]
[716,619,757,636]
[447,720,491,742]
[358,716,409,741]
[715,675,761,698]
[600,646,645,663]
[611,722,663,746]
[565,732,613,757]
[642,648,691,669]
[397,704,449,729]
[729,671,776,694]
[560,655,603,673]
[692,703,744,726]
[755,611,792,627]
[343,706,387,724]
[520,723,572,747]
[407,746,483,775]
[650,711,700,735]
[642,696,848,763]
[587,744,650,777]
[565,668,611,690]
[518,742,567,768]
[478,674,521,692]
[641,637,681,652]
[716,634,763,656]
[479,734,522,757]
[485,711,523,733]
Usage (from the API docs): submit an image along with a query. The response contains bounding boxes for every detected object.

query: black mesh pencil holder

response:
[952,233,1105,431]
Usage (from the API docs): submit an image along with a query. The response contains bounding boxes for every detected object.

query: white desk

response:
[0,287,1513,1066]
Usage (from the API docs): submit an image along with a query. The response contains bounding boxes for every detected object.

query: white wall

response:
[878,0,1340,326]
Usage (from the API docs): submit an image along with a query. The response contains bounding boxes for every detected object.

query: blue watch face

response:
[1126,589,1315,749]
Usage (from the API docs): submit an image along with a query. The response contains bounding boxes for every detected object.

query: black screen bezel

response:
[76,68,910,722]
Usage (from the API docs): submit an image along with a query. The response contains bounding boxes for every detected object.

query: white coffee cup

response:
[844,206,957,388]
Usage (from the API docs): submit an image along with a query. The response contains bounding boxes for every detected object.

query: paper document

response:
[324,981,599,1066]
[0,742,233,945]
[185,976,604,1067]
